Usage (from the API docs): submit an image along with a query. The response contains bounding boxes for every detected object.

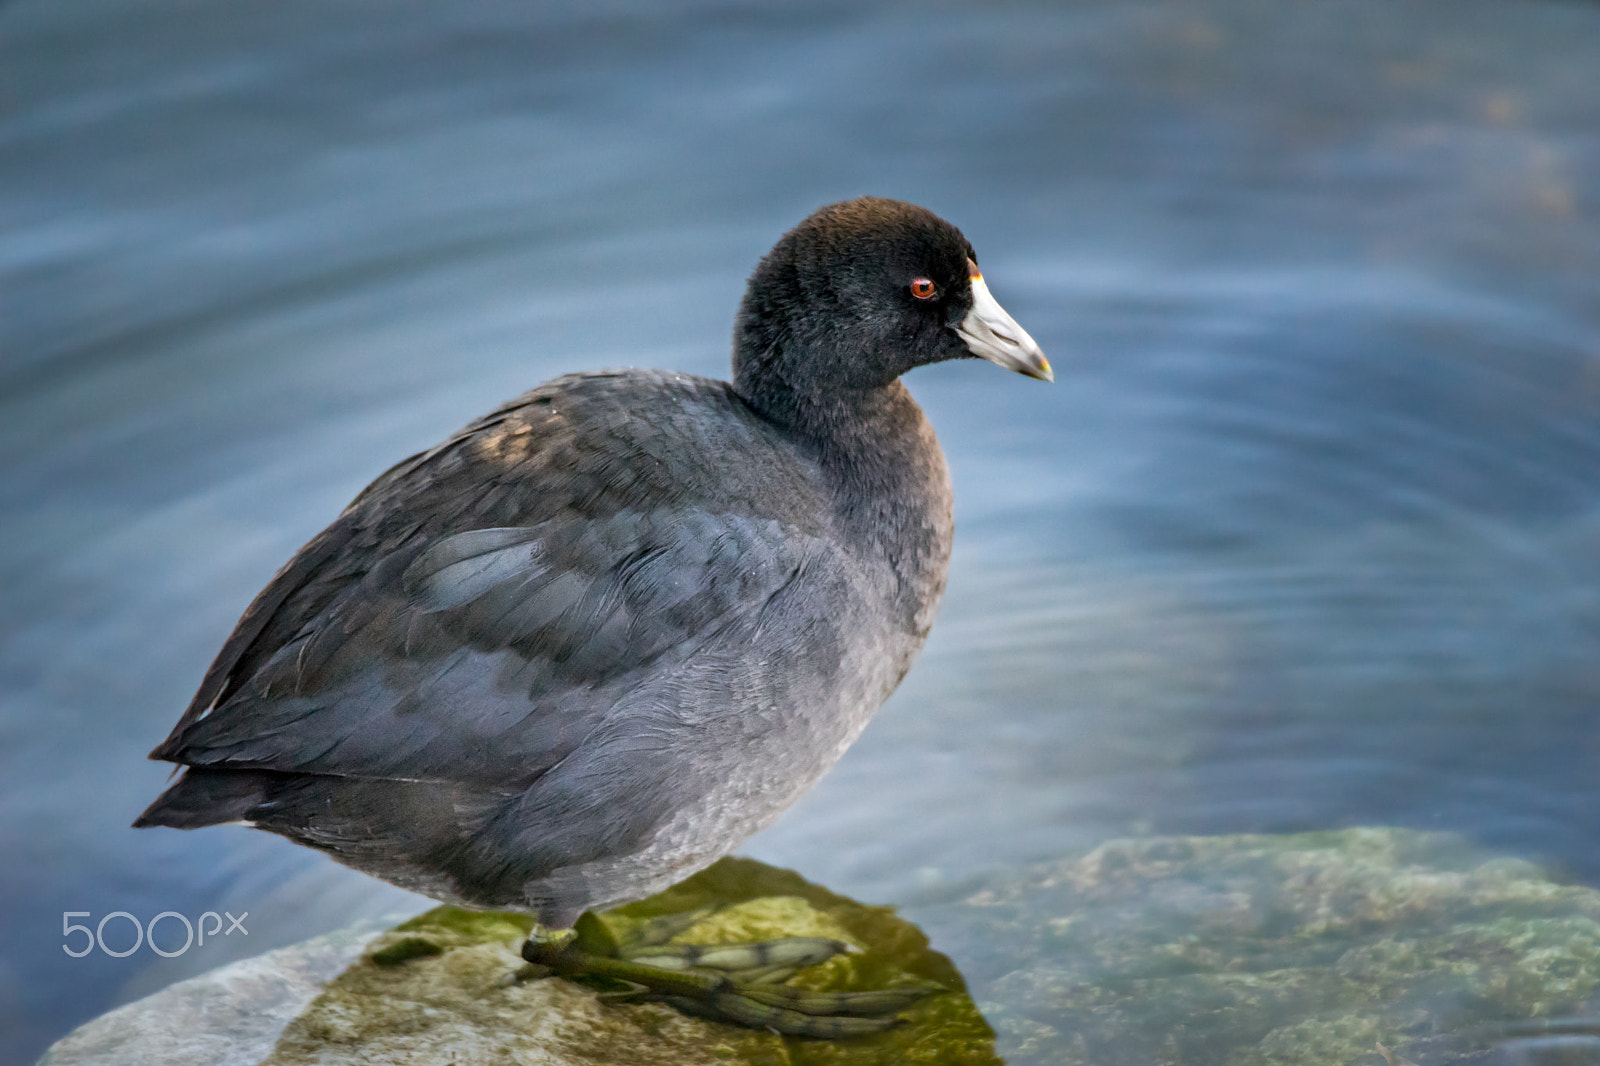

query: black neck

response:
[734,334,925,484]
[730,233,948,562]
[737,369,943,571]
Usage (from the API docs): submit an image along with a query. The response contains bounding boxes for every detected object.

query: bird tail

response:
[133,769,277,829]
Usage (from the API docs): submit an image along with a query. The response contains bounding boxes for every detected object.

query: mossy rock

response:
[262,856,1000,1066]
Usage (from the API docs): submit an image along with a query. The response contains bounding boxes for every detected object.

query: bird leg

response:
[517,911,933,1037]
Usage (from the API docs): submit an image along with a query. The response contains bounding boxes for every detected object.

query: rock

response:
[944,828,1600,1066]
[44,830,1600,1066]
[37,924,385,1066]
[38,858,1000,1066]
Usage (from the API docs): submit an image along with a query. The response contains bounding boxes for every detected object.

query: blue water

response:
[4,0,1600,1060]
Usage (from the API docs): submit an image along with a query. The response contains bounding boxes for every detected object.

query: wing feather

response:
[150,372,833,790]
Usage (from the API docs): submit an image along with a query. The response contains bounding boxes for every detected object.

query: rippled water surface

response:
[4,0,1600,1060]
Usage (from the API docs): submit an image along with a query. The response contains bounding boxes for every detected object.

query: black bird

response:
[137,197,1049,1033]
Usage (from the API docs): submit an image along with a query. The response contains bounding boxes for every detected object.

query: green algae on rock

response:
[949,828,1600,1066]
[262,856,1000,1066]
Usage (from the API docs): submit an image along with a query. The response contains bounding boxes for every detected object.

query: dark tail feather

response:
[133,769,278,829]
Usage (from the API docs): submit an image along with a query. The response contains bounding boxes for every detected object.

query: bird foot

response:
[518,912,934,1037]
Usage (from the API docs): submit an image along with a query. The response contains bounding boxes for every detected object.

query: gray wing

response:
[152,370,837,788]
[158,507,819,789]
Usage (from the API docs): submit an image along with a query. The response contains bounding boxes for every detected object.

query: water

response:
[3,0,1599,1060]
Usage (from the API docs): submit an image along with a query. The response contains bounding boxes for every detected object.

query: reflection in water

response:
[4,0,1600,1061]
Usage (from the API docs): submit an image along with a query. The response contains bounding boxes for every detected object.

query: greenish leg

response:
[517,913,937,1037]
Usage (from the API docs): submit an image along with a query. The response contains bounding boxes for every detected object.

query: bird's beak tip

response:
[960,273,1052,383]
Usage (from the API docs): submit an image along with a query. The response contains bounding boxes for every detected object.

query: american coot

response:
[137,197,1048,1034]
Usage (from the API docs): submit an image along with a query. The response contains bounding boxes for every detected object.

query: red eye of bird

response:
[910,278,937,300]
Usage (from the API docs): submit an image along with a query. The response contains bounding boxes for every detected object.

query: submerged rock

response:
[946,828,1600,1065]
